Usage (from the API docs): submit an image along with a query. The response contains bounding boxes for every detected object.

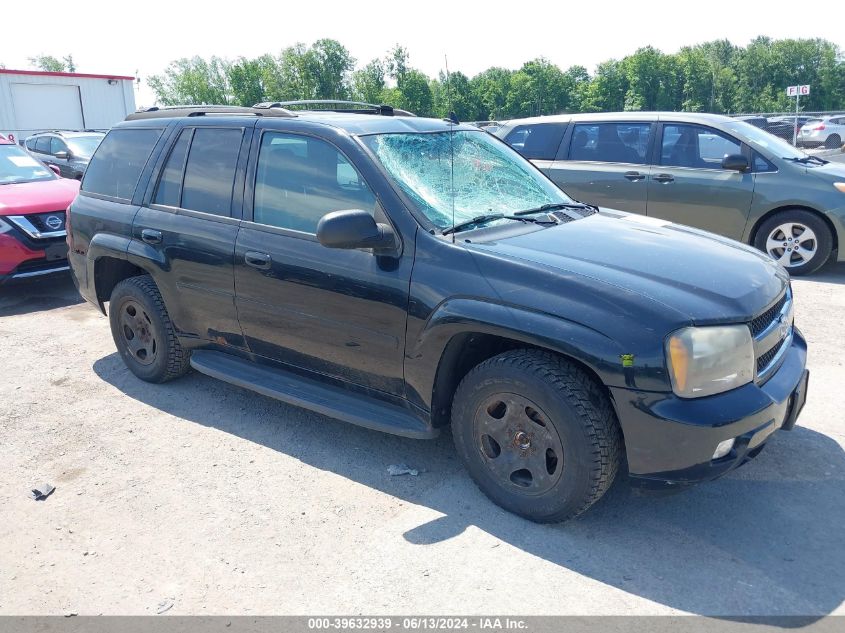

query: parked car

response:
[734,115,794,141]
[0,134,79,283]
[797,115,845,149]
[25,130,105,180]
[68,104,808,522]
[770,115,817,138]
[496,112,845,275]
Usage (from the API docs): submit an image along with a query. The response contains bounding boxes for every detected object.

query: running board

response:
[190,350,437,439]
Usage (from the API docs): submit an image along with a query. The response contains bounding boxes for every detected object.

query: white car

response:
[798,116,845,149]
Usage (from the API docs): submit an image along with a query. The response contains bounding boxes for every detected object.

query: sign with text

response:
[786,85,811,97]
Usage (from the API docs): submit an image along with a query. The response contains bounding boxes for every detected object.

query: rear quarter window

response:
[82,128,162,201]
[504,123,567,161]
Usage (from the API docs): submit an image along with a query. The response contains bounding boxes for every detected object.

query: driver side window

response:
[252,132,376,234]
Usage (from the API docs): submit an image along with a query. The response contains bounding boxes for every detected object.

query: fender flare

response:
[404,298,627,411]
[86,234,164,313]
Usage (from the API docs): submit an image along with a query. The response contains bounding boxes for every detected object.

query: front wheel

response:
[451,349,623,523]
[754,209,832,275]
[108,275,191,383]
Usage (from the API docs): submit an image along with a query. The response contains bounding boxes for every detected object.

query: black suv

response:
[25,130,105,180]
[68,102,809,522]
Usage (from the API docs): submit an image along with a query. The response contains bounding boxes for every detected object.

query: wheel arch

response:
[93,256,147,311]
[429,331,618,431]
[748,205,839,254]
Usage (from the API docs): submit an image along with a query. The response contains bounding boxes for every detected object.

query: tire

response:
[108,275,191,383]
[825,134,841,150]
[451,349,623,523]
[753,209,833,276]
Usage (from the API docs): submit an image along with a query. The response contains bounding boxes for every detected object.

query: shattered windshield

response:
[361,130,572,230]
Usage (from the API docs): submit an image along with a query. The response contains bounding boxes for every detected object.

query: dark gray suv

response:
[25,131,105,180]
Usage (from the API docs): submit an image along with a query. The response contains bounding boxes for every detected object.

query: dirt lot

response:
[1,264,844,617]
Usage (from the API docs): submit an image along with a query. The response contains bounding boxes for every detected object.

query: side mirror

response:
[317,209,396,253]
[721,154,749,172]
[48,164,61,176]
[54,150,69,160]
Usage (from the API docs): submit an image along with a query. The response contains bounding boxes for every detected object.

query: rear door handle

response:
[624,171,645,181]
[244,251,272,270]
[141,229,162,244]
[653,174,675,183]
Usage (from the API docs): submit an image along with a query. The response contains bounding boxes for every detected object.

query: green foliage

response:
[28,55,75,73]
[147,37,845,117]
[352,60,387,104]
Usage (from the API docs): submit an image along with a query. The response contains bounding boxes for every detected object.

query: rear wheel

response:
[108,275,190,383]
[754,209,832,275]
[451,349,622,523]
[825,134,841,149]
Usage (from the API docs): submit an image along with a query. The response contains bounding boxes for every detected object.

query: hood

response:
[809,160,845,181]
[468,211,788,324]
[0,178,80,216]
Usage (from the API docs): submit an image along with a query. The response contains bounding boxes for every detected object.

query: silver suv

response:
[798,115,845,149]
[496,112,845,275]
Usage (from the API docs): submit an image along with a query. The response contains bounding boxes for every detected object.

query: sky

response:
[3,0,844,108]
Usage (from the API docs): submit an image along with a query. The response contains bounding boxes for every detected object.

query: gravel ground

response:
[1,264,844,617]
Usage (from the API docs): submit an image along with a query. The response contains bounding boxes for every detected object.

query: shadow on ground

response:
[812,261,845,286]
[0,275,82,317]
[93,353,845,620]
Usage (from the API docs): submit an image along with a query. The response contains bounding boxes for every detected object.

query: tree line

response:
[141,37,844,119]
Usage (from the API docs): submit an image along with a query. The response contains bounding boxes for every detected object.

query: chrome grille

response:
[750,293,787,337]
[757,338,785,373]
[6,211,67,239]
[752,289,793,382]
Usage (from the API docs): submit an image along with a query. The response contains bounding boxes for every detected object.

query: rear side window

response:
[83,128,162,201]
[25,138,37,151]
[35,136,51,153]
[504,123,566,160]
[569,123,650,164]
[180,128,243,216]
[252,132,376,233]
[153,129,191,207]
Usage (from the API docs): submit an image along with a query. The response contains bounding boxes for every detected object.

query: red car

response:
[1,134,79,284]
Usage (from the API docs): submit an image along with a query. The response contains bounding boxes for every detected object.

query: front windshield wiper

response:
[782,155,828,165]
[441,213,556,236]
[514,201,596,216]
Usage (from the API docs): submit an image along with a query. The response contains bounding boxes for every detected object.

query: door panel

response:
[546,161,648,213]
[133,206,244,345]
[234,229,411,394]
[647,123,755,239]
[548,122,653,213]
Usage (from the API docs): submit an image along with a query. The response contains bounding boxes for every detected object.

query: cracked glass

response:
[362,130,572,231]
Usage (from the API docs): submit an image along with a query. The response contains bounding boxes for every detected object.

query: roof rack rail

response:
[253,100,415,117]
[125,105,297,121]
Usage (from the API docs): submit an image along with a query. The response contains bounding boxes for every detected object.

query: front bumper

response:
[0,232,69,285]
[611,327,808,491]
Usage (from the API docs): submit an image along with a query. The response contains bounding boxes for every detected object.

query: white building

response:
[0,69,136,144]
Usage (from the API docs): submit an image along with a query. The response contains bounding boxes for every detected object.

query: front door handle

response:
[244,251,271,270]
[141,229,162,244]
[624,171,645,181]
[653,173,675,183]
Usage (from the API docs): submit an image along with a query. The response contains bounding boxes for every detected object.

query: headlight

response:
[834,183,845,193]
[666,325,755,398]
